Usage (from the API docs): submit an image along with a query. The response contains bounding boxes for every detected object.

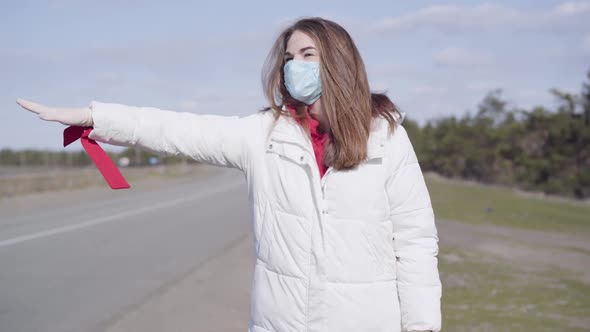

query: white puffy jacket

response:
[87,101,442,332]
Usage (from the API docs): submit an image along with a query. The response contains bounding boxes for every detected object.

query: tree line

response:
[404,70,590,199]
[0,148,188,168]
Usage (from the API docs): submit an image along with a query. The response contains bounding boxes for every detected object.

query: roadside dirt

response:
[438,219,590,283]
[103,219,590,332]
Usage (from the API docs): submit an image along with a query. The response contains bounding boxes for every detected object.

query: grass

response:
[429,174,590,330]
[440,247,590,331]
[0,164,202,199]
[425,174,590,235]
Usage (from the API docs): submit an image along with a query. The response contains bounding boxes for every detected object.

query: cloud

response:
[370,4,518,33]
[554,1,590,15]
[434,47,492,68]
[369,1,590,34]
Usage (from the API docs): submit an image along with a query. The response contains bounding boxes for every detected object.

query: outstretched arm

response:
[385,125,442,332]
[16,99,263,172]
[87,101,262,171]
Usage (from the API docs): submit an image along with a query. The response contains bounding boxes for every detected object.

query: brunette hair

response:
[261,17,402,170]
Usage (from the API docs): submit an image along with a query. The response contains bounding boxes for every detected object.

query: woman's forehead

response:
[286,30,316,53]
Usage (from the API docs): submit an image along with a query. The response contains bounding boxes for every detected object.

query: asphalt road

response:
[0,165,252,332]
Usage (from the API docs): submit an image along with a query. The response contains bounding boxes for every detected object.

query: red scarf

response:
[64,126,130,189]
[287,105,329,178]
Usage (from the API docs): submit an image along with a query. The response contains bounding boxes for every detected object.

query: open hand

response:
[16,98,93,127]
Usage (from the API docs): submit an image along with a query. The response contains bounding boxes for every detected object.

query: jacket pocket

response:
[266,139,312,167]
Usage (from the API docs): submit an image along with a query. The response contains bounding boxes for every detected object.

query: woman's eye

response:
[304,53,314,57]
[285,58,293,62]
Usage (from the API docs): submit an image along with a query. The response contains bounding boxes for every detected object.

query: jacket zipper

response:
[300,135,331,332]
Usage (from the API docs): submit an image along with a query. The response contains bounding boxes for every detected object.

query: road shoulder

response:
[103,234,254,332]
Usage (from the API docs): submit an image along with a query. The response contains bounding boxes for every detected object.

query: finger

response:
[38,109,59,122]
[16,98,50,115]
[16,98,44,114]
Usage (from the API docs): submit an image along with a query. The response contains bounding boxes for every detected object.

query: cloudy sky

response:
[2,0,589,150]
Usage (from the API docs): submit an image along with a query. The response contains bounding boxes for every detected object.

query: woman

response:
[17,17,441,332]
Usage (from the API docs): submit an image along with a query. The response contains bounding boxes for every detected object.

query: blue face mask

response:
[283,60,322,105]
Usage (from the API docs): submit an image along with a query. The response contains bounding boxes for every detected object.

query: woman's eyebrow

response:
[285,46,317,57]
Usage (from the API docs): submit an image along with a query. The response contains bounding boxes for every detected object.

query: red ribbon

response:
[63,126,130,189]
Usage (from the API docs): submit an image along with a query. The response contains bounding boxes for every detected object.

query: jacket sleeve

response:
[87,101,263,172]
[385,125,442,332]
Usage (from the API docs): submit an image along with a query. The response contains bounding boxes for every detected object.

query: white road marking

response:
[0,180,243,248]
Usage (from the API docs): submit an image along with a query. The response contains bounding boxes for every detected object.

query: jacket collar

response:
[265,108,389,161]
